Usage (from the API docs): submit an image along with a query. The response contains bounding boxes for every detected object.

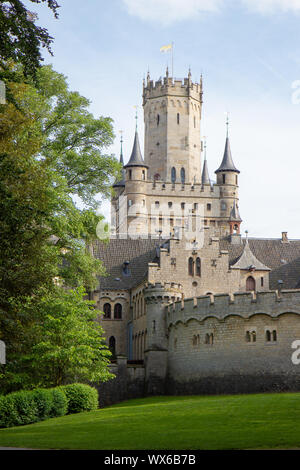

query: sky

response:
[24,0,300,239]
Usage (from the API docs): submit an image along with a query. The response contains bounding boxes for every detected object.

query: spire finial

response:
[119,130,124,165]
[226,112,229,138]
[203,136,207,160]
[134,106,138,131]
[166,66,169,78]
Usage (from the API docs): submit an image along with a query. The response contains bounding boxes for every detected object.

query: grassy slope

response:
[0,393,300,450]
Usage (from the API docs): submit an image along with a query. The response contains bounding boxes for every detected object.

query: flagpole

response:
[172,42,174,78]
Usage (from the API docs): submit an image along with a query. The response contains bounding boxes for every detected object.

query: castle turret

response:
[143,69,203,183]
[144,282,182,394]
[124,130,149,236]
[215,120,241,236]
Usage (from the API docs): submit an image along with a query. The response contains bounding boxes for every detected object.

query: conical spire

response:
[124,130,148,168]
[201,140,210,185]
[215,119,240,174]
[113,133,126,187]
[230,200,242,222]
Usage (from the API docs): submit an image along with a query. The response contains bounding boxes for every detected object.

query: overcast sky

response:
[25,0,300,239]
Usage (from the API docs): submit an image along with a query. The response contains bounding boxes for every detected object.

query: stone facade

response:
[93,69,300,400]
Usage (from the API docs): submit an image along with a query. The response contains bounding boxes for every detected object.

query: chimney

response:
[281,232,289,244]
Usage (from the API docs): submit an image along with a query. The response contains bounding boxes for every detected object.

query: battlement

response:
[167,289,300,325]
[143,74,202,103]
[145,281,183,292]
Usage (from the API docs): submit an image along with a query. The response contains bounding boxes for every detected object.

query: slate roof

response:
[229,200,242,222]
[93,237,300,291]
[201,158,210,186]
[124,131,148,168]
[220,238,300,289]
[215,137,240,174]
[93,238,167,290]
[231,239,270,271]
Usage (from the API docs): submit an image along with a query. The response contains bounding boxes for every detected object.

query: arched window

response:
[103,303,111,319]
[246,331,251,343]
[188,257,194,276]
[109,336,116,358]
[266,330,271,342]
[171,167,176,183]
[180,168,185,184]
[177,113,180,124]
[114,303,122,320]
[246,276,256,292]
[272,330,277,342]
[251,331,256,342]
[196,258,201,277]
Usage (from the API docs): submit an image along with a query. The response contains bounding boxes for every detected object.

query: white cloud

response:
[122,0,221,25]
[242,0,300,13]
[122,0,300,24]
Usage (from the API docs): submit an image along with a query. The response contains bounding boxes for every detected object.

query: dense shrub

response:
[50,388,68,417]
[0,386,68,428]
[32,389,53,421]
[60,384,99,414]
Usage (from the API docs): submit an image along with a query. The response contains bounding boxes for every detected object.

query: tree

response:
[0,66,120,392]
[19,288,113,388]
[0,1,60,77]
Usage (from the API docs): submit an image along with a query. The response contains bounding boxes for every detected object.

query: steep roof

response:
[215,137,240,174]
[201,158,210,185]
[230,200,242,222]
[93,238,167,290]
[231,239,270,271]
[113,143,126,188]
[221,238,300,289]
[124,131,148,168]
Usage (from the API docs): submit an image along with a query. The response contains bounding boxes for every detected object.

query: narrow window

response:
[181,202,185,210]
[196,258,201,277]
[272,330,277,342]
[222,174,226,184]
[194,116,196,128]
[235,175,238,185]
[129,169,132,180]
[188,257,194,276]
[266,330,271,342]
[207,203,211,211]
[103,303,111,319]
[109,336,116,358]
[157,114,160,126]
[261,277,264,287]
[155,201,159,208]
[177,113,180,125]
[246,331,251,343]
[246,276,256,292]
[114,303,122,320]
[168,202,173,208]
[194,203,198,210]
[251,331,256,342]
[181,168,186,184]
[142,170,145,180]
[171,167,176,183]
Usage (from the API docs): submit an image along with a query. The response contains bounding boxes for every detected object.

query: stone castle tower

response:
[111,70,242,240]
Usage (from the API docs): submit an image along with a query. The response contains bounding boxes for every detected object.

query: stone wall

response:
[166,289,300,395]
[96,356,145,408]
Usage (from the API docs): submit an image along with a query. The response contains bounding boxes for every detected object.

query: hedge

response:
[59,384,99,414]
[0,384,98,428]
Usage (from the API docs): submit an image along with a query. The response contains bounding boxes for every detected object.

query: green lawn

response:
[1,393,300,450]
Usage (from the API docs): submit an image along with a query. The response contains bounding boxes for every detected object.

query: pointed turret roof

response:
[215,137,240,174]
[124,131,148,168]
[113,136,126,188]
[230,200,242,222]
[201,143,210,185]
[231,239,270,271]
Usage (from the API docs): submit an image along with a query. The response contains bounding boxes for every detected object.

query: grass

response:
[1,393,300,449]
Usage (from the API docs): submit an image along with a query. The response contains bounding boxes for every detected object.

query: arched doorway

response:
[246,276,256,291]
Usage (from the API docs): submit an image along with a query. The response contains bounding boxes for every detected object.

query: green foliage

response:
[0,386,68,428]
[21,287,113,388]
[0,1,59,78]
[50,388,68,417]
[32,388,53,420]
[60,384,99,414]
[0,65,118,392]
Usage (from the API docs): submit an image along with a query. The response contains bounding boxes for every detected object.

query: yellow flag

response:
[160,44,172,53]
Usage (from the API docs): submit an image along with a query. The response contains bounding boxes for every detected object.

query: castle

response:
[92,69,300,398]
